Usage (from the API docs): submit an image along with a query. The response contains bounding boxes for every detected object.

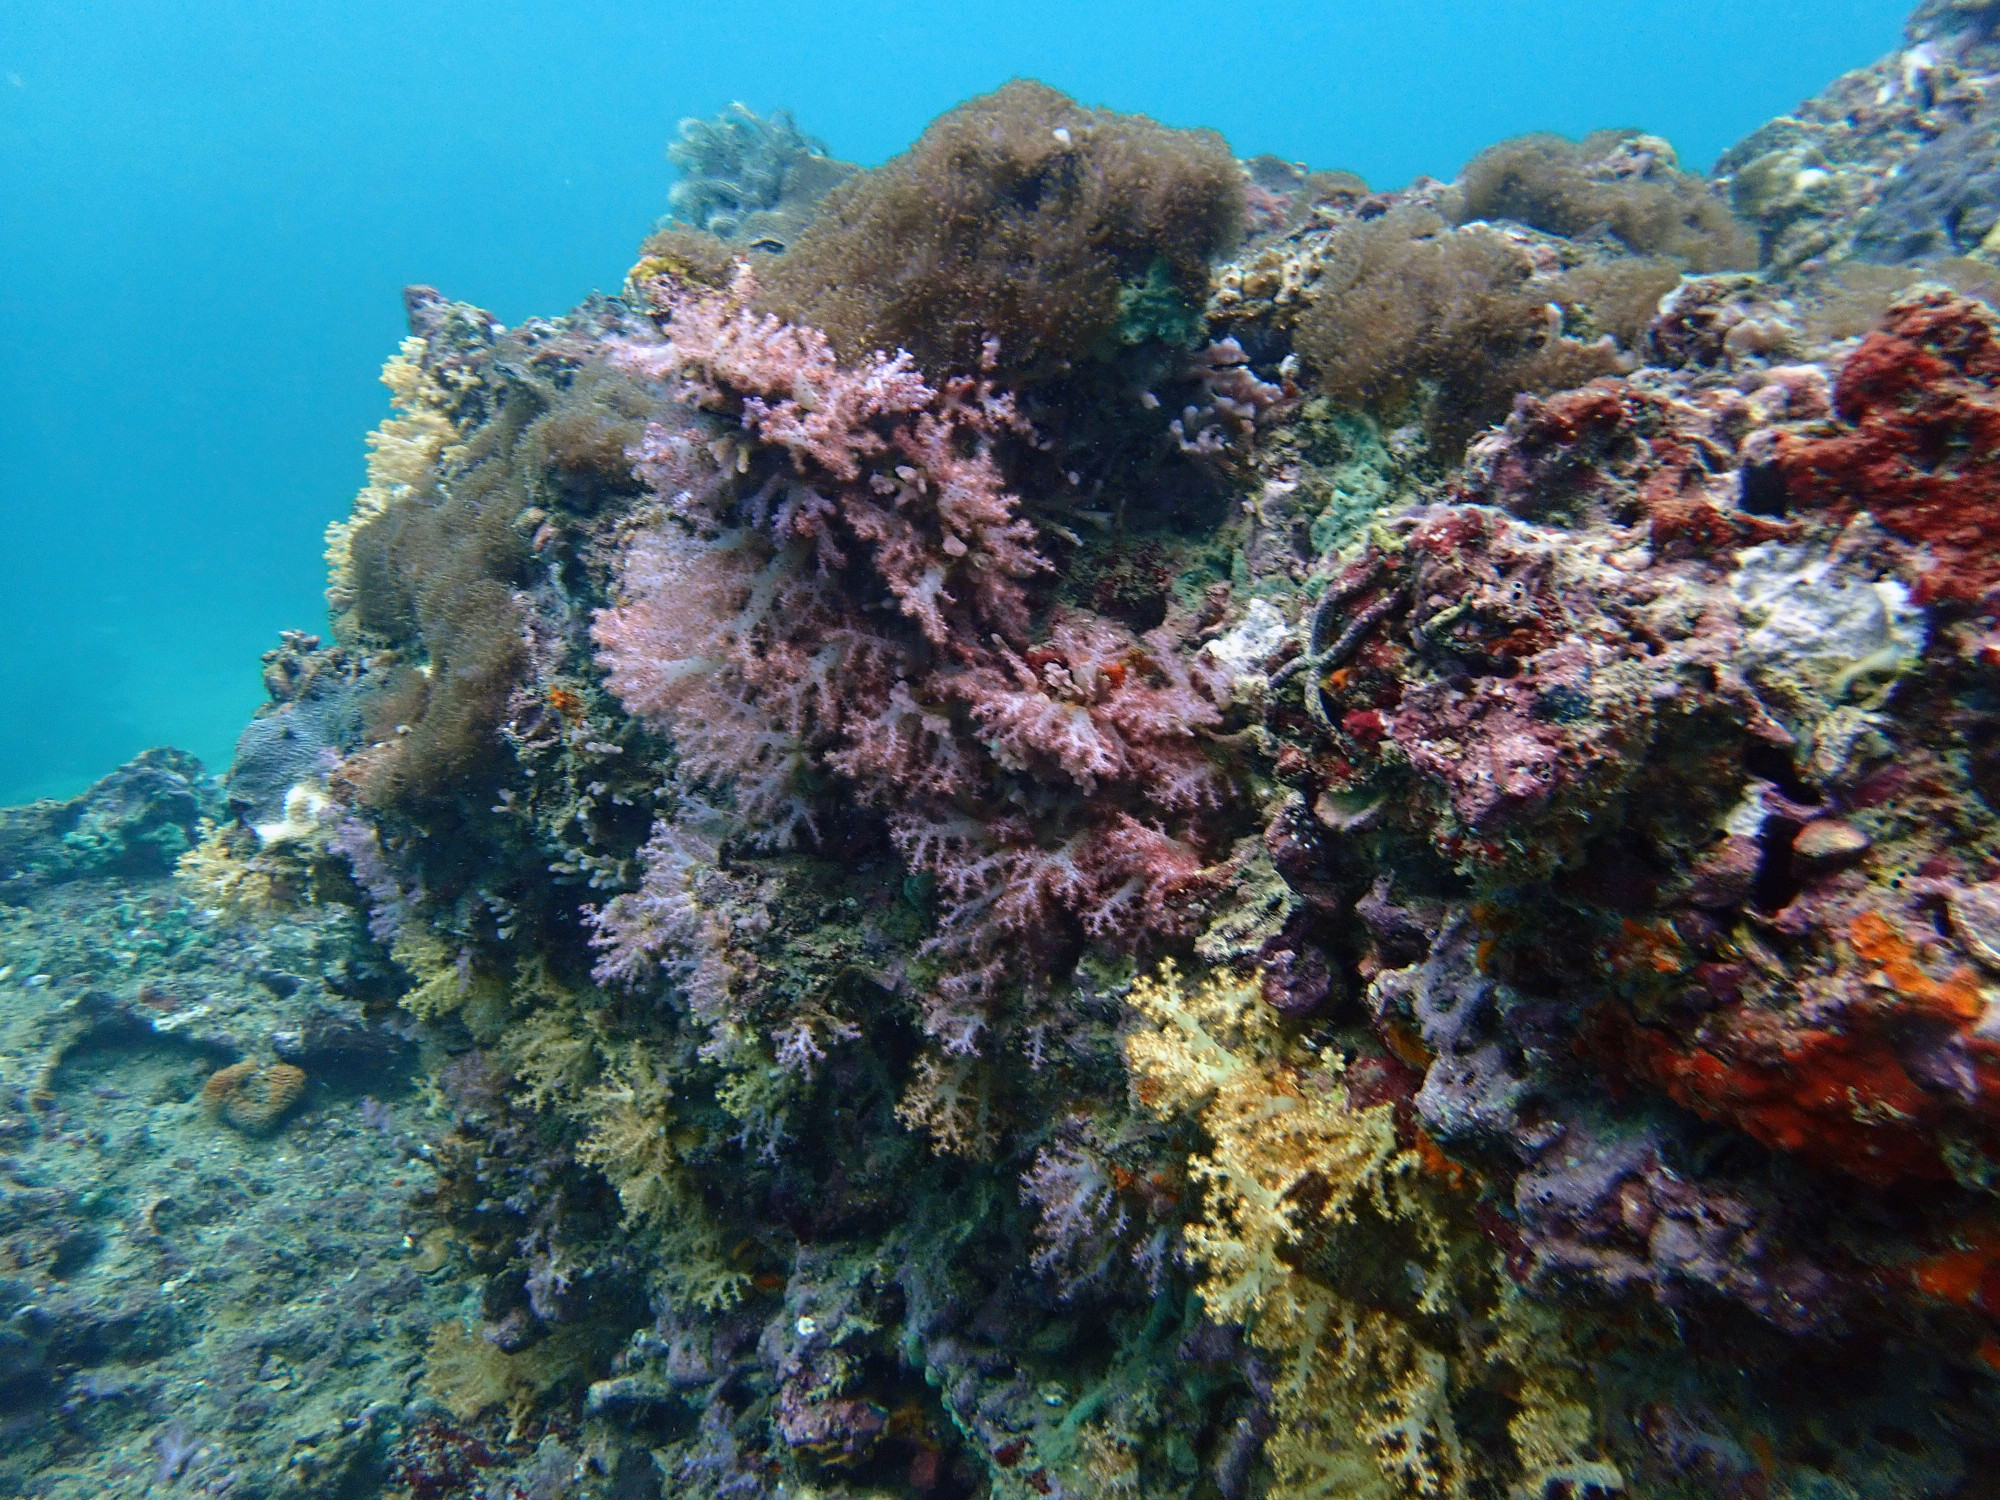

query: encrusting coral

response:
[1776,287,2000,609]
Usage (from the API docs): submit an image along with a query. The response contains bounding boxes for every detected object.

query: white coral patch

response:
[254,783,332,848]
[1203,597,1288,677]
[1730,531,1926,703]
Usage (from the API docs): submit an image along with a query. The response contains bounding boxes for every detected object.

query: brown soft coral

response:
[1454,130,1755,271]
[753,80,1243,385]
[1292,210,1627,454]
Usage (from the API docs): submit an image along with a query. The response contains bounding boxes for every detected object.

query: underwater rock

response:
[269,1000,412,1079]
[1851,95,2000,261]
[1790,816,1872,871]
[0,749,214,898]
[1947,879,2000,971]
[1512,1119,1838,1333]
[227,635,371,829]
[1646,274,1802,369]
[1201,595,1288,677]
[1777,288,2000,610]
[1714,0,2000,271]
[1729,520,1928,742]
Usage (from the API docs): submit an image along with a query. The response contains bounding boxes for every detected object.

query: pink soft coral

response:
[591,516,865,846]
[613,268,1047,645]
[586,804,737,1020]
[595,269,1241,1059]
[613,273,929,480]
[892,808,1220,1052]
[941,613,1229,801]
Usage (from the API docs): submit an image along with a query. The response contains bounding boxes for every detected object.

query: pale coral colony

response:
[26,2,2000,1497]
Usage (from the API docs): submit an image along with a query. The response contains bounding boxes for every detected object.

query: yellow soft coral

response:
[325,338,466,612]
[175,819,286,916]
[500,984,612,1113]
[390,929,508,1032]
[481,961,750,1312]
[895,1051,998,1159]
[575,1045,750,1310]
[1124,961,1618,1500]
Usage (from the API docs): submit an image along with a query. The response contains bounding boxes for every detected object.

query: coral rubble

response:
[20,9,2000,1497]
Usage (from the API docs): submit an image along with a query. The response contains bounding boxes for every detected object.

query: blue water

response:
[0,0,1909,805]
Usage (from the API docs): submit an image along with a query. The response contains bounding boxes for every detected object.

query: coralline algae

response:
[11,8,2000,1498]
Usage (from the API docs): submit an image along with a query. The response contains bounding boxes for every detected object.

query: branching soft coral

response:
[945,613,1227,801]
[1124,961,1619,1500]
[1125,961,1400,1320]
[572,1044,751,1312]
[612,266,1048,644]
[592,268,1053,845]
[1017,1113,1179,1298]
[585,803,737,1010]
[893,1052,997,1158]
[585,799,812,1153]
[896,808,1221,1053]
[880,612,1235,1048]
[1021,1130,1130,1287]
[591,515,859,845]
[594,269,1243,1067]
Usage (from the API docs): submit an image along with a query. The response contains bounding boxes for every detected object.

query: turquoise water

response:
[1,0,1906,804]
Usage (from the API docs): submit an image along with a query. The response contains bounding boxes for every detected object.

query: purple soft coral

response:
[595,273,1242,1059]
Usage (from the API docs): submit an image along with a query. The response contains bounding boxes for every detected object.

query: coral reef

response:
[28,10,2000,1496]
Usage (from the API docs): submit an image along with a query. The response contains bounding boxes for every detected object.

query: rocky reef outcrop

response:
[16,16,2000,1497]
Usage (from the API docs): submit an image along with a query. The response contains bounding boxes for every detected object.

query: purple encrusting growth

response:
[326,813,415,945]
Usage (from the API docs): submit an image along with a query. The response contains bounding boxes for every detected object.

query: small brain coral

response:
[1455,129,1755,271]
[203,1059,307,1134]
[753,79,1246,384]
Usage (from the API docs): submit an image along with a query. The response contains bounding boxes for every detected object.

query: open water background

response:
[0,0,1909,804]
